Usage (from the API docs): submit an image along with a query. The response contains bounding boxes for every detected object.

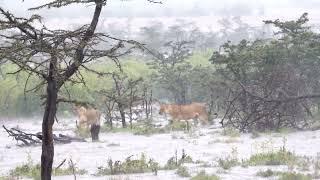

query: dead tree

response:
[0,0,160,178]
[103,97,117,129]
[142,84,153,119]
[220,80,320,132]
[98,73,143,128]
[127,78,143,128]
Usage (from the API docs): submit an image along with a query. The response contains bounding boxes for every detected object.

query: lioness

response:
[74,105,101,129]
[159,102,209,125]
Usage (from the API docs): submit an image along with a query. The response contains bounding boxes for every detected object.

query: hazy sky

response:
[2,0,320,31]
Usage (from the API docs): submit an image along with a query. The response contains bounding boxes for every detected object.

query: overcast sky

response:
[2,0,320,31]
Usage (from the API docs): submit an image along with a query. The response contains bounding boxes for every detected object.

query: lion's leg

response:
[199,114,209,125]
[78,116,88,130]
[192,113,200,126]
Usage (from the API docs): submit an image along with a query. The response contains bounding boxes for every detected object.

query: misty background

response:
[2,0,320,32]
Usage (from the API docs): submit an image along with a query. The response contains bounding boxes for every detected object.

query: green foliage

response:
[0,64,42,117]
[149,40,195,104]
[101,120,195,136]
[54,165,87,176]
[165,120,189,131]
[101,122,166,136]
[164,150,193,170]
[9,163,41,180]
[245,149,297,166]
[132,125,165,136]
[209,13,320,131]
[0,176,13,180]
[191,170,220,180]
[176,166,190,177]
[8,156,86,179]
[279,172,311,180]
[256,169,278,177]
[131,121,166,135]
[218,157,239,170]
[187,50,212,67]
[221,127,240,137]
[0,59,152,117]
[96,153,159,175]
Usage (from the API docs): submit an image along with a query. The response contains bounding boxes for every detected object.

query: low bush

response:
[244,148,297,166]
[164,150,193,170]
[218,157,239,170]
[221,127,240,137]
[279,172,311,180]
[191,170,220,180]
[96,153,159,175]
[9,157,86,180]
[256,169,278,177]
[176,166,190,177]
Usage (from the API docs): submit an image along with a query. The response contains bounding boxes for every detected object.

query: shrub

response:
[101,122,166,136]
[165,120,191,131]
[218,157,239,170]
[164,150,193,170]
[101,120,196,136]
[97,153,159,175]
[218,147,239,170]
[191,170,220,180]
[176,166,190,177]
[256,169,277,177]
[9,158,86,180]
[9,163,41,180]
[221,127,240,137]
[245,149,297,166]
[279,172,311,180]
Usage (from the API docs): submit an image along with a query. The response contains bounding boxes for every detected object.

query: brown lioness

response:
[159,102,209,125]
[74,105,101,129]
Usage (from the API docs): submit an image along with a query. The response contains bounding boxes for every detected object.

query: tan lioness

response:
[74,105,101,129]
[159,102,209,125]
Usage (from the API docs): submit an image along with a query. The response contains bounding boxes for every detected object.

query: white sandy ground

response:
[1,115,320,180]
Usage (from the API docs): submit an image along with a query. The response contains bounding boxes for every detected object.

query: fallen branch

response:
[3,125,86,146]
[55,159,67,171]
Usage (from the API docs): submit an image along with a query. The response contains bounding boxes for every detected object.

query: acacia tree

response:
[0,0,160,179]
[149,40,194,104]
[210,13,320,132]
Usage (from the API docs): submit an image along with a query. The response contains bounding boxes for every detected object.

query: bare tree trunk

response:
[118,103,126,128]
[150,90,153,118]
[145,99,149,119]
[129,87,133,129]
[41,80,58,180]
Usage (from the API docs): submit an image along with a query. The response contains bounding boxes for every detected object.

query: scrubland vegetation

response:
[1,0,320,179]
